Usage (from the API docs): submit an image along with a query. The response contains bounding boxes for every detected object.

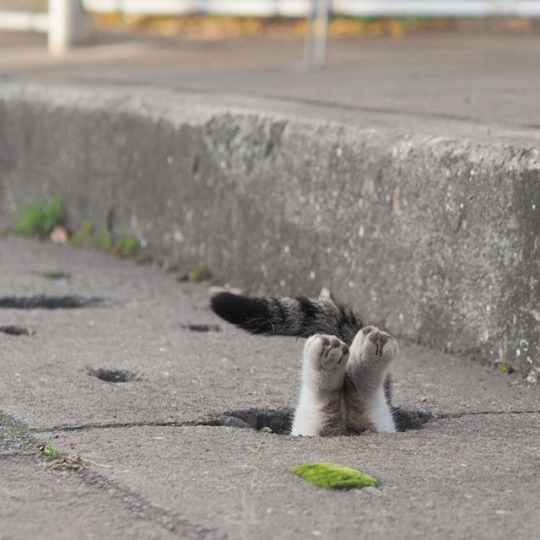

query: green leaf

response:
[292,462,379,490]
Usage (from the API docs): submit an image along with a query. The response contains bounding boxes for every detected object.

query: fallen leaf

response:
[292,462,379,490]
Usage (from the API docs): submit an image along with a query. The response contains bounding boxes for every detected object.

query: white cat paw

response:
[305,334,349,370]
[356,326,397,365]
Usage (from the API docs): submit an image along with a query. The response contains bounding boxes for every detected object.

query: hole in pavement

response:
[199,408,294,435]
[0,295,107,309]
[181,323,221,332]
[0,325,35,336]
[197,407,432,436]
[87,368,141,383]
[393,408,433,431]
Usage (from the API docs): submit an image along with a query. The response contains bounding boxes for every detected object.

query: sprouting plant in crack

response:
[38,441,61,460]
[14,196,66,236]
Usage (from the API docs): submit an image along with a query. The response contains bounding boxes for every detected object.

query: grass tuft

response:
[14,196,65,236]
[40,441,61,460]
[189,265,213,282]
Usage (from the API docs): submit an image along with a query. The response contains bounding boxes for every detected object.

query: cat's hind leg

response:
[345,326,398,433]
[291,335,349,436]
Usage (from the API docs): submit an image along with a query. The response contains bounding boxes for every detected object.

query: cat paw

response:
[355,326,397,365]
[304,334,349,370]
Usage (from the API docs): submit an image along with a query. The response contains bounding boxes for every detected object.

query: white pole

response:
[305,0,329,67]
[48,0,92,55]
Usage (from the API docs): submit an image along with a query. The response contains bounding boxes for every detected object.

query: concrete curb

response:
[0,83,538,375]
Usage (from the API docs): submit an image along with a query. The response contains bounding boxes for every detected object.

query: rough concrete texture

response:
[0,80,538,376]
[0,236,539,539]
[0,32,539,376]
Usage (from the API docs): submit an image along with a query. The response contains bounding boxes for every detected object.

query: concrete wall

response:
[1,84,538,375]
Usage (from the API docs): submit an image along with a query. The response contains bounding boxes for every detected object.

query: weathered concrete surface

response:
[0,81,538,376]
[0,448,181,539]
[0,32,539,374]
[0,236,539,539]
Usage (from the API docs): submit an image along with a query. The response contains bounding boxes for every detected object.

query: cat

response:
[210,291,399,436]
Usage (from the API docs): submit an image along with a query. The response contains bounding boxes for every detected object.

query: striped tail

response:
[210,292,363,345]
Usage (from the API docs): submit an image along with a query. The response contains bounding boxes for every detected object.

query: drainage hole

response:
[181,323,221,332]
[0,295,107,309]
[197,407,432,435]
[393,408,433,431]
[0,325,35,336]
[198,408,294,435]
[87,368,141,383]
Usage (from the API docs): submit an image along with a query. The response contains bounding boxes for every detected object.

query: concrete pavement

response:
[1,236,539,539]
[0,29,539,537]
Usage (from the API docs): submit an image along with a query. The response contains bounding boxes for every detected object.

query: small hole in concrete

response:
[0,325,35,336]
[198,408,294,435]
[87,368,141,383]
[0,295,107,309]
[192,155,200,175]
[393,408,433,431]
[181,323,221,332]
[197,407,431,436]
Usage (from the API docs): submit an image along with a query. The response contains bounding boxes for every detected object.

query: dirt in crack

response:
[87,368,141,383]
[0,325,35,336]
[197,407,432,435]
[0,295,107,309]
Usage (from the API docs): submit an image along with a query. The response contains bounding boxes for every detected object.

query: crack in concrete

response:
[2,412,225,540]
[434,410,540,419]
[81,470,227,540]
[31,420,198,433]
[34,409,540,434]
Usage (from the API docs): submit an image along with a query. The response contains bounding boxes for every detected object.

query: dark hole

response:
[393,407,433,431]
[0,325,35,336]
[181,323,221,332]
[197,407,432,436]
[192,155,200,175]
[0,295,107,309]
[87,368,140,383]
[197,408,293,435]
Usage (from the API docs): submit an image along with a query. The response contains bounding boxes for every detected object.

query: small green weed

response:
[99,229,113,251]
[70,221,94,248]
[70,222,140,258]
[112,234,138,257]
[500,363,516,375]
[14,196,65,236]
[189,265,213,282]
[41,271,70,280]
[5,426,26,440]
[40,441,61,460]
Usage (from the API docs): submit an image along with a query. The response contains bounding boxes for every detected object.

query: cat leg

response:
[345,326,398,433]
[291,335,349,436]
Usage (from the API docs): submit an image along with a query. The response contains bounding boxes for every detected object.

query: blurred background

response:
[0,0,539,62]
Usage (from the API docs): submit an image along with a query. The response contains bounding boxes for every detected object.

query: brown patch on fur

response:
[319,396,347,436]
[342,378,374,433]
